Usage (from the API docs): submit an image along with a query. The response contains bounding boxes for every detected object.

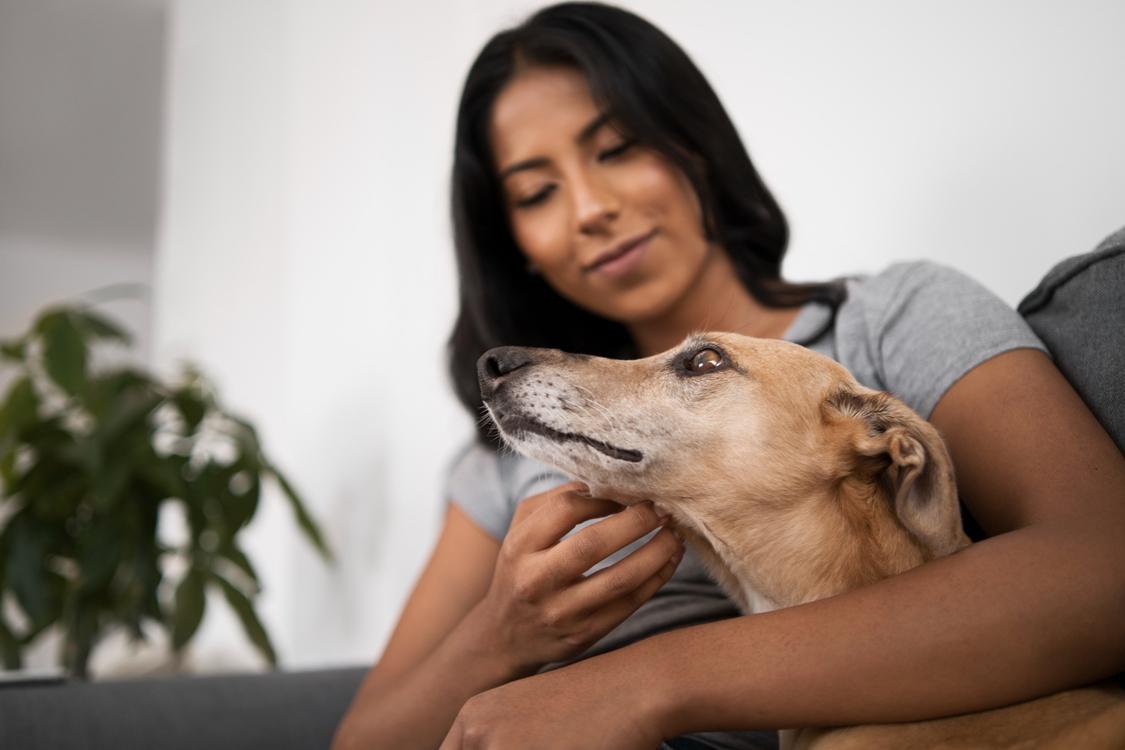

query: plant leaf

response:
[195,462,232,541]
[29,468,87,521]
[0,376,39,441]
[95,389,163,448]
[217,540,260,592]
[0,377,39,490]
[171,567,206,651]
[107,502,158,639]
[225,415,263,470]
[266,464,332,563]
[0,446,16,490]
[171,388,207,434]
[0,337,26,363]
[71,308,131,345]
[124,532,164,627]
[39,310,89,399]
[90,454,131,512]
[75,515,124,595]
[5,513,66,629]
[220,458,260,532]
[89,369,155,420]
[136,452,189,502]
[0,613,22,669]
[210,570,276,666]
[64,602,100,679]
[8,425,86,520]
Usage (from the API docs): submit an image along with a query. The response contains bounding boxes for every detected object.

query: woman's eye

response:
[597,138,636,161]
[514,184,555,209]
[689,348,724,373]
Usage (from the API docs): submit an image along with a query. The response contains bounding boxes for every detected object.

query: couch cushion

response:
[1018,226,1125,453]
[0,667,366,750]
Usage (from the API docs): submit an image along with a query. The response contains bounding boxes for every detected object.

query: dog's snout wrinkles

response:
[477,346,535,400]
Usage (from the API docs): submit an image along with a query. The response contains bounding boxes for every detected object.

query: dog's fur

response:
[477,332,1125,749]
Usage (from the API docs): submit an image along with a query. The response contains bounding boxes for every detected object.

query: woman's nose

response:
[572,172,620,233]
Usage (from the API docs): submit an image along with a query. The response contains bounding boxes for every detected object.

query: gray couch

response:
[1018,225,1125,452]
[0,667,366,749]
[2,227,1121,750]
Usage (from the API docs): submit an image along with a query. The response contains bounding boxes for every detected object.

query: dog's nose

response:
[477,346,535,400]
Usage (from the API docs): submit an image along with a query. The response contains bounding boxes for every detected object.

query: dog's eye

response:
[689,348,724,373]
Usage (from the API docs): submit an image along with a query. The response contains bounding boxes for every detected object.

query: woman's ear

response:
[828,388,970,559]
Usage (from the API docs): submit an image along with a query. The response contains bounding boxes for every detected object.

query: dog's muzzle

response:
[475,346,644,464]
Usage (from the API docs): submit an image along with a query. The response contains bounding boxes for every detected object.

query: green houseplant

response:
[0,305,331,678]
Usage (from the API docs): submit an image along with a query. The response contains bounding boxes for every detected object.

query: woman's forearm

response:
[579,519,1125,736]
[332,606,526,750]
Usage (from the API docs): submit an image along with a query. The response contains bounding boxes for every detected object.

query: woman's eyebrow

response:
[575,110,612,143]
[498,111,612,181]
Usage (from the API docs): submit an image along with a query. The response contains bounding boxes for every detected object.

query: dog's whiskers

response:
[570,382,626,436]
[477,404,516,455]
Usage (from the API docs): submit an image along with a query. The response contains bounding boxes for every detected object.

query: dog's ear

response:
[827,387,967,559]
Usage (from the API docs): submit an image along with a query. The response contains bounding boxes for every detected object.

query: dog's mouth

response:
[497,412,643,464]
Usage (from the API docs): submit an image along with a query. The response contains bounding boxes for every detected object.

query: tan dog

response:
[477,332,1125,749]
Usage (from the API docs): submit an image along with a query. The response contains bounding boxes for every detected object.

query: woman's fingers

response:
[510,480,588,527]
[510,485,626,551]
[542,500,670,582]
[578,538,685,634]
[563,526,683,611]
[477,480,686,669]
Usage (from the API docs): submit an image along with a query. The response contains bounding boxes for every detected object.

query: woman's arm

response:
[440,349,1125,747]
[333,483,682,750]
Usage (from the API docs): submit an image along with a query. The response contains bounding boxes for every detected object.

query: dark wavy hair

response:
[448,2,845,443]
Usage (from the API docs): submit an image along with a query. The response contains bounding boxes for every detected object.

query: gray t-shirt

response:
[442,261,1047,749]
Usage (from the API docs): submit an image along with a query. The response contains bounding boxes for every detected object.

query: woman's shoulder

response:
[832,259,1046,418]
[838,258,1030,340]
[844,259,984,311]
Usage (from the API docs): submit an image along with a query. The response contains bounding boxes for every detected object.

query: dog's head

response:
[478,332,968,607]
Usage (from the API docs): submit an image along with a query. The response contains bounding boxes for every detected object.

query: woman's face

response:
[489,65,718,324]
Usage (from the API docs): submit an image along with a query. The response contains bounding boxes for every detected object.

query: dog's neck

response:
[663,478,933,614]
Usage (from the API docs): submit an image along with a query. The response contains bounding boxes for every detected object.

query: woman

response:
[333,4,1125,749]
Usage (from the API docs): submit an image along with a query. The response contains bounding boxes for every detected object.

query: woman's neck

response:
[628,245,801,357]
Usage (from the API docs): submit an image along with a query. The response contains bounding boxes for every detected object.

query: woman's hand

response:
[439,664,664,750]
[464,480,684,677]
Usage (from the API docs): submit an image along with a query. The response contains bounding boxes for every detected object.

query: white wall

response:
[152,0,1125,673]
[0,0,165,356]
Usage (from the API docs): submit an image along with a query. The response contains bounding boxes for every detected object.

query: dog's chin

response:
[499,429,612,478]
[490,409,644,465]
[491,415,648,504]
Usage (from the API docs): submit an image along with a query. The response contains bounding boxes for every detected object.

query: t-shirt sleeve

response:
[862,261,1048,418]
[442,442,513,542]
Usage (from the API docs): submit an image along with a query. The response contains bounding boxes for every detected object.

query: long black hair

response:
[449,2,845,443]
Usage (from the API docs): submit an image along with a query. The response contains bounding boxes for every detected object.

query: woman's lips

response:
[586,230,656,279]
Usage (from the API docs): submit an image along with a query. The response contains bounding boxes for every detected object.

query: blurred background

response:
[1,0,1123,675]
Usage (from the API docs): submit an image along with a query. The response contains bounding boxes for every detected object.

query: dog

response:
[476,331,1125,749]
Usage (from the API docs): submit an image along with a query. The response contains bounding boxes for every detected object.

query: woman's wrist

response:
[455,599,540,683]
[538,629,692,740]
[625,632,697,739]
